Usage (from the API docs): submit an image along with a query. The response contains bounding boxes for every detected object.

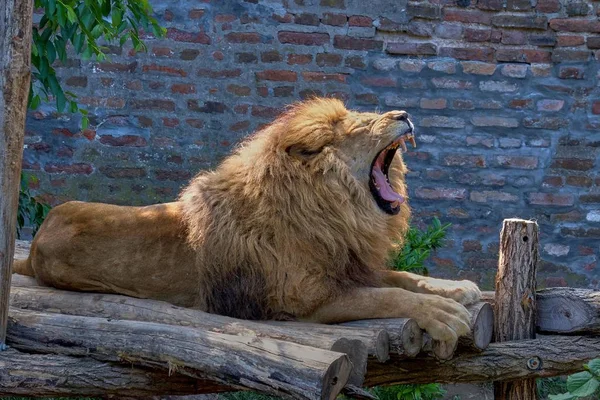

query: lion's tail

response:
[13,257,34,276]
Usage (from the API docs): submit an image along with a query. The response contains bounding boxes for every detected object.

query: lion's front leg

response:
[303,287,471,348]
[381,270,481,305]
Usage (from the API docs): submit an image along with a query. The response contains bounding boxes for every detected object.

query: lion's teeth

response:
[408,136,417,148]
[400,139,408,152]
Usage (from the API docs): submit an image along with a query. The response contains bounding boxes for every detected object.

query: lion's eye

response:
[285,145,323,159]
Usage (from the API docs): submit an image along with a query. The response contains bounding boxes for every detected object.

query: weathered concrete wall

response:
[23,0,600,289]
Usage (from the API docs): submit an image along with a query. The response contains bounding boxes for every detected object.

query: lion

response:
[14,98,480,346]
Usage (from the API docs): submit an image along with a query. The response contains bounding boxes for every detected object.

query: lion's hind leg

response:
[380,270,481,305]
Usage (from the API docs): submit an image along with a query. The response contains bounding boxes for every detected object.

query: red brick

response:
[155,170,192,181]
[257,86,268,97]
[407,3,441,19]
[444,9,492,25]
[227,84,251,96]
[214,14,236,23]
[566,176,593,187]
[509,99,533,109]
[492,15,548,29]
[501,30,527,45]
[316,53,343,66]
[558,66,585,79]
[443,154,486,168]
[581,194,600,203]
[355,93,379,104]
[551,158,594,171]
[349,15,372,27]
[287,54,313,65]
[130,99,175,111]
[278,31,330,46]
[528,33,557,47]
[45,163,93,175]
[225,32,261,44]
[593,101,600,114]
[387,42,436,55]
[415,188,467,200]
[461,61,496,75]
[361,76,396,87]
[496,49,551,63]
[523,117,568,130]
[99,165,146,179]
[408,21,434,37]
[495,155,538,169]
[543,176,564,187]
[549,18,600,32]
[271,13,292,23]
[420,98,447,109]
[322,13,347,26]
[432,78,473,90]
[472,116,519,127]
[537,99,564,111]
[65,76,87,87]
[320,0,345,7]
[235,53,257,64]
[152,47,173,57]
[439,47,494,62]
[163,118,180,128]
[166,28,210,44]
[185,119,204,129]
[251,105,282,118]
[188,100,227,114]
[189,9,205,19]
[294,13,319,25]
[96,61,138,73]
[536,0,561,12]
[529,193,574,206]
[99,135,147,147]
[171,83,196,94]
[261,51,282,63]
[256,70,297,82]
[477,0,504,10]
[553,49,591,62]
[197,68,242,79]
[465,28,491,42]
[234,104,249,115]
[345,55,366,69]
[334,35,383,50]
[240,13,260,24]
[273,86,294,97]
[471,191,519,203]
[501,64,528,78]
[303,71,347,83]
[181,49,200,60]
[557,35,585,47]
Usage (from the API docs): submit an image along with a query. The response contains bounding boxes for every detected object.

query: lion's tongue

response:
[373,158,405,203]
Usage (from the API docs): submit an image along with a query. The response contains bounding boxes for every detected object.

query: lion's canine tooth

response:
[409,135,417,148]
[399,139,408,152]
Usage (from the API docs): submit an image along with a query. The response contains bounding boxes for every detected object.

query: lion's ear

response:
[285,144,323,160]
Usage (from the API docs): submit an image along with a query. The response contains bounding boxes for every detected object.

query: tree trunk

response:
[7,308,351,400]
[0,348,232,397]
[8,286,383,386]
[364,336,600,386]
[537,288,600,334]
[0,0,33,348]
[493,218,539,400]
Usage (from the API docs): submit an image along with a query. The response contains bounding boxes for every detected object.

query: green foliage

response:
[548,359,600,400]
[18,173,51,239]
[30,0,165,127]
[390,217,451,275]
[371,383,446,400]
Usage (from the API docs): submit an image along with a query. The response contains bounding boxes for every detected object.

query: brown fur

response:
[17,99,479,343]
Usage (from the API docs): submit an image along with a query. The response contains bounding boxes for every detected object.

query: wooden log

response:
[364,335,600,386]
[460,302,494,351]
[10,273,38,287]
[537,288,600,334]
[7,308,351,400]
[0,0,33,349]
[493,218,539,400]
[8,286,378,386]
[0,347,232,397]
[339,318,422,358]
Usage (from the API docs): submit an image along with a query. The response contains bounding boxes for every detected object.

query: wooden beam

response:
[0,0,33,349]
[7,308,351,400]
[0,348,232,397]
[493,218,539,400]
[537,288,600,334]
[364,336,600,386]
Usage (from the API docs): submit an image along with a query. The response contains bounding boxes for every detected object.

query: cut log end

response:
[400,318,422,358]
[330,338,368,386]
[321,354,352,400]
[460,302,494,351]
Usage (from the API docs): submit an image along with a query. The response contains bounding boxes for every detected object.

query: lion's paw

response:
[418,278,481,305]
[413,294,471,343]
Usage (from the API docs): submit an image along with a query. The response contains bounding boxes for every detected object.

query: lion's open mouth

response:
[369,132,416,215]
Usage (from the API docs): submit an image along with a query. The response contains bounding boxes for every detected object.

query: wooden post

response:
[0,0,33,349]
[493,218,539,400]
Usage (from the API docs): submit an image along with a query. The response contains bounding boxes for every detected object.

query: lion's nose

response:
[388,111,409,121]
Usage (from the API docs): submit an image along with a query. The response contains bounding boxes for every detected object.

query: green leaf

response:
[111,7,123,28]
[46,41,56,64]
[587,359,600,377]
[567,371,600,397]
[81,115,89,129]
[548,393,576,400]
[56,3,66,26]
[30,94,41,109]
[47,0,56,16]
[65,6,77,24]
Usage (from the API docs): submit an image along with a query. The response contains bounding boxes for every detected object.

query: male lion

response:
[15,98,480,345]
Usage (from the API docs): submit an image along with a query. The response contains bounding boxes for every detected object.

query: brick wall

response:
[23,0,600,290]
